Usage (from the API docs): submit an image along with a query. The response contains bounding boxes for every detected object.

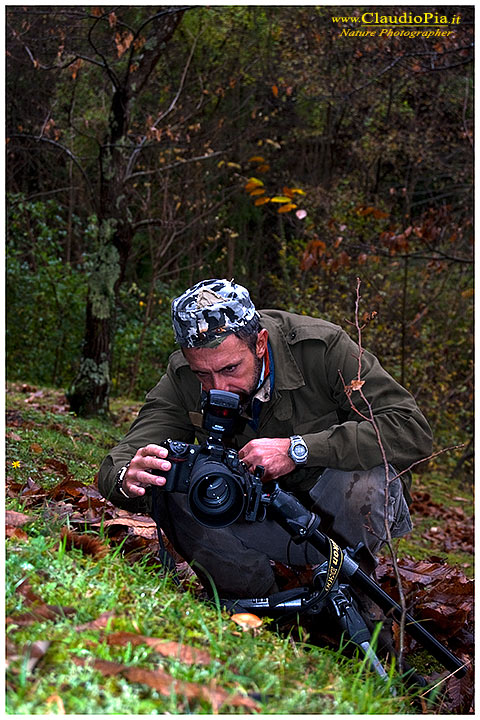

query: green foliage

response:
[5,5,473,443]
[6,194,88,387]
[112,280,180,398]
[6,389,423,714]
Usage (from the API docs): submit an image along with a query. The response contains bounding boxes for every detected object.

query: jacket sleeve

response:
[301,328,433,473]
[98,362,196,509]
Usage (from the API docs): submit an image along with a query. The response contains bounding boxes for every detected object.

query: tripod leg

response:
[327,587,389,681]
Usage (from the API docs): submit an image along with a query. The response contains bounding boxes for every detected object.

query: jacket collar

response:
[259,313,305,391]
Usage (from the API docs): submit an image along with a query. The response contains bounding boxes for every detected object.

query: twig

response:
[340,278,409,667]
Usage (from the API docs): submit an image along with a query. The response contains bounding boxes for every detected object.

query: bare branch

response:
[125,34,200,180]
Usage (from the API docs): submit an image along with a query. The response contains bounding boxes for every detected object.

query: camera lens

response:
[201,475,231,507]
[188,459,245,528]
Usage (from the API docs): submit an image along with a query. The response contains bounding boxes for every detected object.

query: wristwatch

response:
[288,435,308,465]
[114,462,131,498]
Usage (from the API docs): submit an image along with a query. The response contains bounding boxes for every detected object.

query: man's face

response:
[183,329,269,406]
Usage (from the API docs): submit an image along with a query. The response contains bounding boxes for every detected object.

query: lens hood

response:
[188,458,246,527]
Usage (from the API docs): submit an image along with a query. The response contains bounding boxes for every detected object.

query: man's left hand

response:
[238,438,295,481]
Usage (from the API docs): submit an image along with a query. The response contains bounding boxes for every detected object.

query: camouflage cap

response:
[171,278,258,348]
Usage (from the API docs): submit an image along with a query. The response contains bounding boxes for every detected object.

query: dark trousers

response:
[151,465,412,598]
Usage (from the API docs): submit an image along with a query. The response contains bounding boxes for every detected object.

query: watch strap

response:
[114,462,132,498]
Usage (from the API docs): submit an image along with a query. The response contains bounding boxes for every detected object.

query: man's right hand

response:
[121,444,172,497]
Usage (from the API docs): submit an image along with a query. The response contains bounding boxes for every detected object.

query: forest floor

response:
[5,383,474,714]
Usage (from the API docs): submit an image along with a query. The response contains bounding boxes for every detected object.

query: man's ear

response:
[255,328,269,358]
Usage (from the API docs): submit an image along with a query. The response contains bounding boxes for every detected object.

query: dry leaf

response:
[75,611,118,632]
[107,631,212,665]
[6,510,33,527]
[231,613,263,630]
[24,640,50,673]
[72,657,259,712]
[46,694,66,714]
[6,526,29,541]
[60,527,109,558]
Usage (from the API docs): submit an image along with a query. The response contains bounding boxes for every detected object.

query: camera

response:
[152,390,265,528]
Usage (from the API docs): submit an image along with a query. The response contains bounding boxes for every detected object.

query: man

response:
[99,278,432,599]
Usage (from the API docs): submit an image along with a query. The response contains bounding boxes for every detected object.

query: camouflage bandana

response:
[171,278,258,348]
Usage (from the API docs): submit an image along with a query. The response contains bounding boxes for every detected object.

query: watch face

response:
[292,440,307,461]
[294,446,307,460]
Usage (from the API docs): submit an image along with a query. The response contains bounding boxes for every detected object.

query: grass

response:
[6,383,466,714]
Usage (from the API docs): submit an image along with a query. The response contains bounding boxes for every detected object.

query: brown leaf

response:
[43,458,71,477]
[101,516,158,540]
[72,656,125,674]
[75,611,118,632]
[107,631,212,665]
[23,640,51,673]
[7,431,22,442]
[72,657,259,712]
[231,613,263,630]
[30,442,43,453]
[60,528,109,558]
[6,526,29,541]
[8,579,77,626]
[45,694,66,714]
[6,510,33,527]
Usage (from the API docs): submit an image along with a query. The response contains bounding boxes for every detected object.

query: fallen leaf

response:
[107,631,212,665]
[101,516,158,540]
[24,640,51,673]
[6,510,34,527]
[75,611,118,632]
[46,694,66,714]
[60,527,109,558]
[6,526,29,541]
[231,613,263,630]
[72,657,259,712]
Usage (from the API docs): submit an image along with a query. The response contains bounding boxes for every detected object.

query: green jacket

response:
[98,310,432,511]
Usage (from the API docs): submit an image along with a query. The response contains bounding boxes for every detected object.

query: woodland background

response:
[6,5,473,471]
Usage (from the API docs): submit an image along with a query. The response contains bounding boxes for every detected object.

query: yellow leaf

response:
[227,162,242,169]
[249,188,266,196]
[278,203,297,213]
[249,156,265,163]
[246,176,263,185]
[245,179,264,193]
[290,188,306,195]
[270,196,291,203]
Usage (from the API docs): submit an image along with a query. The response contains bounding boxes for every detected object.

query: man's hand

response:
[121,444,171,497]
[238,438,295,482]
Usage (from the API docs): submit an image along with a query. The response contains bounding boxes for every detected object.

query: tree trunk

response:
[66,298,112,416]
[66,8,186,416]
[66,218,124,416]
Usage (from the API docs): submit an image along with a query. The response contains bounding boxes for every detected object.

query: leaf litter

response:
[5,385,474,713]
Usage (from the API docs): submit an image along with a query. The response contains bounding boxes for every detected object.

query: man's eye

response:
[224,365,238,373]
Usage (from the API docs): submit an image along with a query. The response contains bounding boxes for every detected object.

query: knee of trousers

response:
[308,465,412,555]
[151,491,277,598]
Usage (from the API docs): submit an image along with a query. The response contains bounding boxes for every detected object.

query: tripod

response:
[226,481,466,681]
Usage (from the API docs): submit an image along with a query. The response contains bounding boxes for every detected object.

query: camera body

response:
[153,390,265,528]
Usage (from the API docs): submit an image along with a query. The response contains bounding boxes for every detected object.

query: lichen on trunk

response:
[67,219,122,416]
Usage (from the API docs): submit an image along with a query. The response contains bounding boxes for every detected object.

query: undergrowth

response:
[5,384,462,714]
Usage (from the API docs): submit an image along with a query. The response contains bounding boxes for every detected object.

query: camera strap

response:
[316,537,344,600]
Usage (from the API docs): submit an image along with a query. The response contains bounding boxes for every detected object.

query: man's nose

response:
[212,375,231,392]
